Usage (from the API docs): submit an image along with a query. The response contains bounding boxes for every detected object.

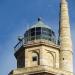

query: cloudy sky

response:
[0,0,75,75]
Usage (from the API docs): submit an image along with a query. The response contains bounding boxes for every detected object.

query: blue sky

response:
[0,0,75,75]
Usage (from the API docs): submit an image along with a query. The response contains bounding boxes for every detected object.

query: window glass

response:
[36,35,41,39]
[24,27,56,43]
[25,30,31,37]
[42,28,51,36]
[24,31,28,37]
[31,32,35,36]
[52,31,55,36]
[36,31,41,35]
[31,36,35,40]
[36,27,41,32]
[31,28,35,32]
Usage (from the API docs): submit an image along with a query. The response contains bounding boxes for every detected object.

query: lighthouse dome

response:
[24,18,56,44]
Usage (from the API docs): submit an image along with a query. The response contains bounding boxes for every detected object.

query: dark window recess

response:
[24,30,31,37]
[49,33,52,36]
[63,58,64,60]
[31,32,35,36]
[52,31,55,36]
[36,31,41,35]
[36,27,41,32]
[31,28,35,32]
[24,31,28,37]
[32,56,37,61]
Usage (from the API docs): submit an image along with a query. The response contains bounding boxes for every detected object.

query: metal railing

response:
[14,39,24,53]
[14,38,58,53]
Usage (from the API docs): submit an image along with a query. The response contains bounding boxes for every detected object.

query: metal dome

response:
[30,20,51,29]
[24,18,56,44]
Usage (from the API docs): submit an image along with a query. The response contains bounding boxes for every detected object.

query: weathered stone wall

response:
[59,0,73,72]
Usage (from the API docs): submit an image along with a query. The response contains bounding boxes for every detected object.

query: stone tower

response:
[59,0,73,72]
[9,0,74,75]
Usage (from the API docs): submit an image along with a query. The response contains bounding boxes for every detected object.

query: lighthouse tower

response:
[9,0,74,75]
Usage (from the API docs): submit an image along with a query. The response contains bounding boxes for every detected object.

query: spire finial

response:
[38,17,42,21]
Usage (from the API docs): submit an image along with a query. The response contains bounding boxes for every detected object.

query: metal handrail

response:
[14,38,58,53]
[14,39,24,53]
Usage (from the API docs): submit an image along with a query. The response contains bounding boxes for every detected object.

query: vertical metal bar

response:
[35,26,36,41]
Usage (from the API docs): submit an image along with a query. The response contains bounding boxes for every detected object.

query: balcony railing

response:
[14,39,24,53]
[14,38,59,54]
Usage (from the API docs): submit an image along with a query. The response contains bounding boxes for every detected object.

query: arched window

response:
[32,52,39,66]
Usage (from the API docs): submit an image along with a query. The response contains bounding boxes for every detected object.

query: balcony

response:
[14,38,25,53]
[14,38,60,55]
